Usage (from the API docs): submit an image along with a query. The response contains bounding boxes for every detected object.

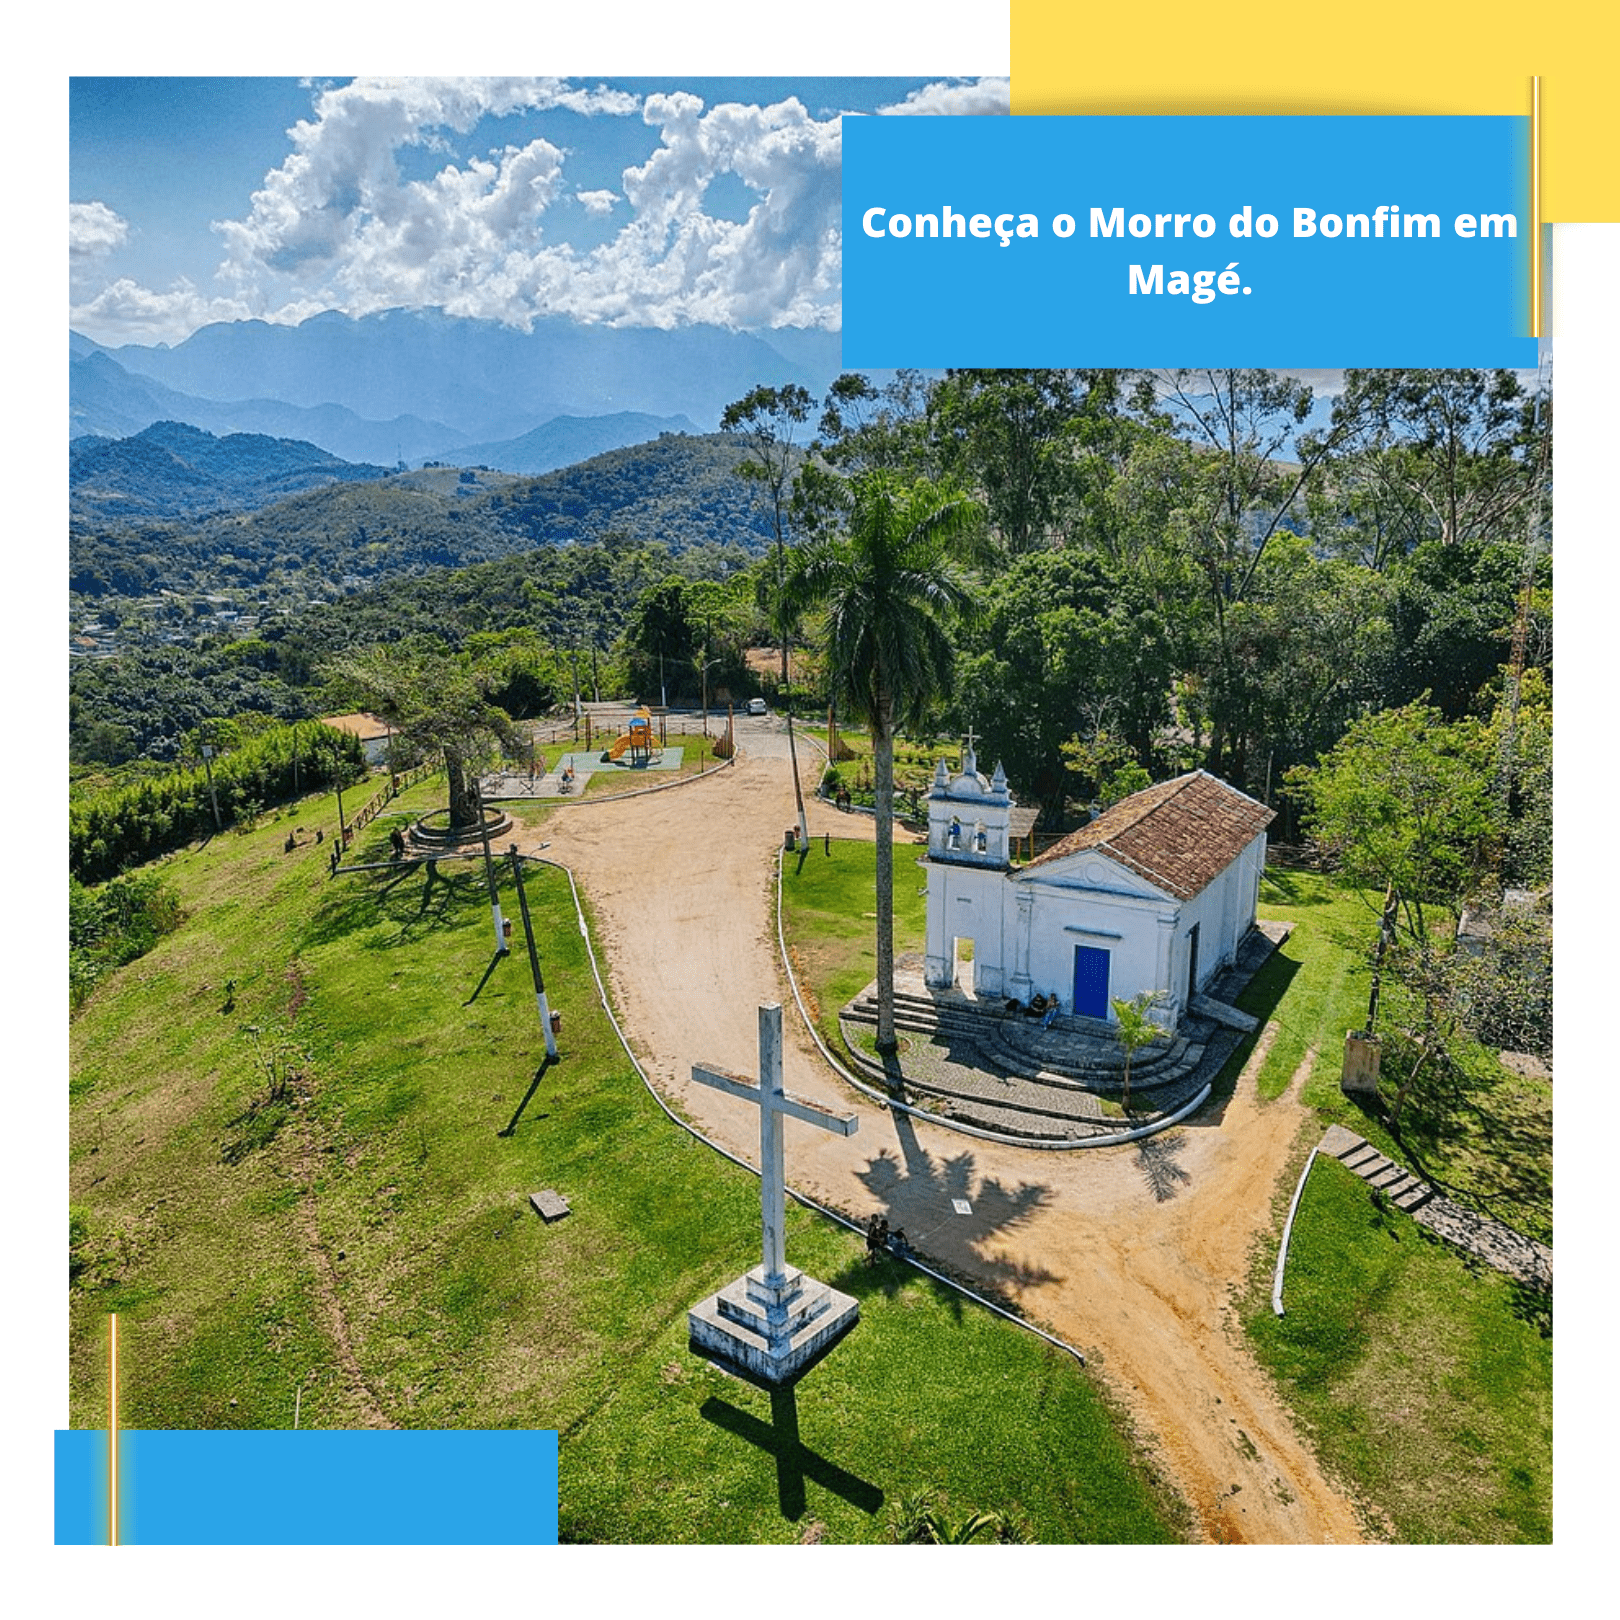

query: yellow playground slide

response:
[606,709,655,762]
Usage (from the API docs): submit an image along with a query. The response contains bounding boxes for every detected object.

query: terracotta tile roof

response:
[1021,771,1274,900]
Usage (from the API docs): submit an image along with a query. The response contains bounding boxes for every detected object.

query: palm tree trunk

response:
[874,707,897,1054]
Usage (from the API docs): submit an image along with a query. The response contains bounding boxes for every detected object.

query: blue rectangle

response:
[56,1430,558,1544]
[844,116,1534,367]
[1073,945,1111,1021]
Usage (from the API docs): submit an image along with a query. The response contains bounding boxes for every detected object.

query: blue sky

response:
[70,75,1009,346]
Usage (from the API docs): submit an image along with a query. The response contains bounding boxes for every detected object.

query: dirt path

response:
[526,720,1365,1543]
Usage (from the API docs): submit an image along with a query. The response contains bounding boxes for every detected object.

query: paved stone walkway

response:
[1317,1124,1552,1289]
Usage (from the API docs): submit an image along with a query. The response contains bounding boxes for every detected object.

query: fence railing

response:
[340,763,436,848]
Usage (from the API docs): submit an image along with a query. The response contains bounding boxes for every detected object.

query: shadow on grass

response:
[498,1053,556,1137]
[1260,866,1334,906]
[700,1389,884,1521]
[465,947,512,1006]
[299,860,483,951]
[1184,948,1305,1126]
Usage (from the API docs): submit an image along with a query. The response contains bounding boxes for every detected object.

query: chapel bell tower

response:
[926,734,1013,869]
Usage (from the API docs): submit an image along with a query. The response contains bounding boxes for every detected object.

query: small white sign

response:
[952,1198,972,1216]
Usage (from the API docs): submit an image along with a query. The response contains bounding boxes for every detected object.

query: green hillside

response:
[68,786,1187,1544]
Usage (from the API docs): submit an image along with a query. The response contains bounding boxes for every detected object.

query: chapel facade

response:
[923,746,1273,1033]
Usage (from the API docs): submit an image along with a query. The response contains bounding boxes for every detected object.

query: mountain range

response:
[69,420,394,525]
[70,307,841,467]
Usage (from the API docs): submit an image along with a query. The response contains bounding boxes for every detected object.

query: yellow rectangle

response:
[1012,0,1615,221]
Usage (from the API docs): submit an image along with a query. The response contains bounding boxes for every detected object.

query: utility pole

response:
[201,743,222,833]
[508,846,558,1059]
[474,777,508,956]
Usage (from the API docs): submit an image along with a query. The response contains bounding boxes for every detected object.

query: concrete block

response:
[1342,1031,1382,1096]
[690,1265,859,1388]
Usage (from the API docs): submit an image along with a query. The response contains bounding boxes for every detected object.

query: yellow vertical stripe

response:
[108,1314,119,1548]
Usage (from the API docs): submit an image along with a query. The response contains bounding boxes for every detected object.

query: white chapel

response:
[923,743,1274,1032]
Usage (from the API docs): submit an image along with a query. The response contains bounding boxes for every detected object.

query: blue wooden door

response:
[1072,945,1110,1019]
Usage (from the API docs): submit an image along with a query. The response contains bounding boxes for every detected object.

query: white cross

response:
[692,1004,858,1283]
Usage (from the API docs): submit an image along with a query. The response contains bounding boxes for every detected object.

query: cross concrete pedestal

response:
[687,1004,861,1387]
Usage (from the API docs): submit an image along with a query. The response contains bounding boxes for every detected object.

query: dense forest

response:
[70,366,1550,884]
[68,430,776,616]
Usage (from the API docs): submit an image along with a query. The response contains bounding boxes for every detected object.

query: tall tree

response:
[927,368,1121,555]
[1286,702,1501,1128]
[785,473,980,1053]
[722,383,814,842]
[325,642,517,832]
[1129,368,1351,784]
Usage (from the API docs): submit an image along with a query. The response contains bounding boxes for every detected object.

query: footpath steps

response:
[1317,1125,1552,1289]
[841,986,1209,1095]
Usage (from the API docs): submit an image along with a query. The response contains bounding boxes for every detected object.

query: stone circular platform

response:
[408,805,513,848]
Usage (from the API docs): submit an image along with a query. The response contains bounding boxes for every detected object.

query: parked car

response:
[746,698,768,716]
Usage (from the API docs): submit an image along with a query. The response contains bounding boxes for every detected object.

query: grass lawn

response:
[1241,867,1551,1246]
[781,848,1552,1545]
[779,836,928,1051]
[1244,1156,1551,1543]
[69,787,1184,1543]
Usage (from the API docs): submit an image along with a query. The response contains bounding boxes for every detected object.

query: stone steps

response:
[842,992,1207,1097]
[834,1042,1117,1140]
[1316,1124,1552,1288]
[988,1017,1202,1085]
[1320,1125,1434,1211]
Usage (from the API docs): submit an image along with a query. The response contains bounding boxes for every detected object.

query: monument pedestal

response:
[689,1264,859,1387]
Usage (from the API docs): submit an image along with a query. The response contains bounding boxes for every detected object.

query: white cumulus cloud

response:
[877,77,1010,116]
[215,77,638,281]
[215,81,848,332]
[70,201,129,263]
[75,75,1006,343]
[67,276,265,346]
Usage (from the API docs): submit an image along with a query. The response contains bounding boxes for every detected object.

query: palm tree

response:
[786,472,980,1054]
[1110,991,1168,1114]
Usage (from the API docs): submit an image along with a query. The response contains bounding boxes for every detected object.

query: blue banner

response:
[56,1430,558,1544]
[843,116,1533,367]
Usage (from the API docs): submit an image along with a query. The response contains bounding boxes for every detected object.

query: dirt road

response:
[528,719,1366,1544]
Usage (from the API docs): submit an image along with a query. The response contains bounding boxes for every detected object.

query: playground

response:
[482,707,732,801]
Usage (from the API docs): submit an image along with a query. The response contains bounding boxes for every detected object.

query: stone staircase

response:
[841,984,1211,1096]
[1317,1124,1552,1288]
[1317,1124,1434,1212]
[836,980,1227,1141]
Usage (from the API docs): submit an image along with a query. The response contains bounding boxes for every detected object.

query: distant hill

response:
[93,307,840,442]
[69,430,776,604]
[71,347,467,465]
[437,411,704,474]
[69,421,392,524]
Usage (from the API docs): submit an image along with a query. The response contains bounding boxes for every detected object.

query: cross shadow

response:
[699,1390,884,1521]
[498,1054,556,1137]
[464,947,511,1005]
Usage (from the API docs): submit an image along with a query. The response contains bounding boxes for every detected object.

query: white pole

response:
[758,1003,786,1282]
